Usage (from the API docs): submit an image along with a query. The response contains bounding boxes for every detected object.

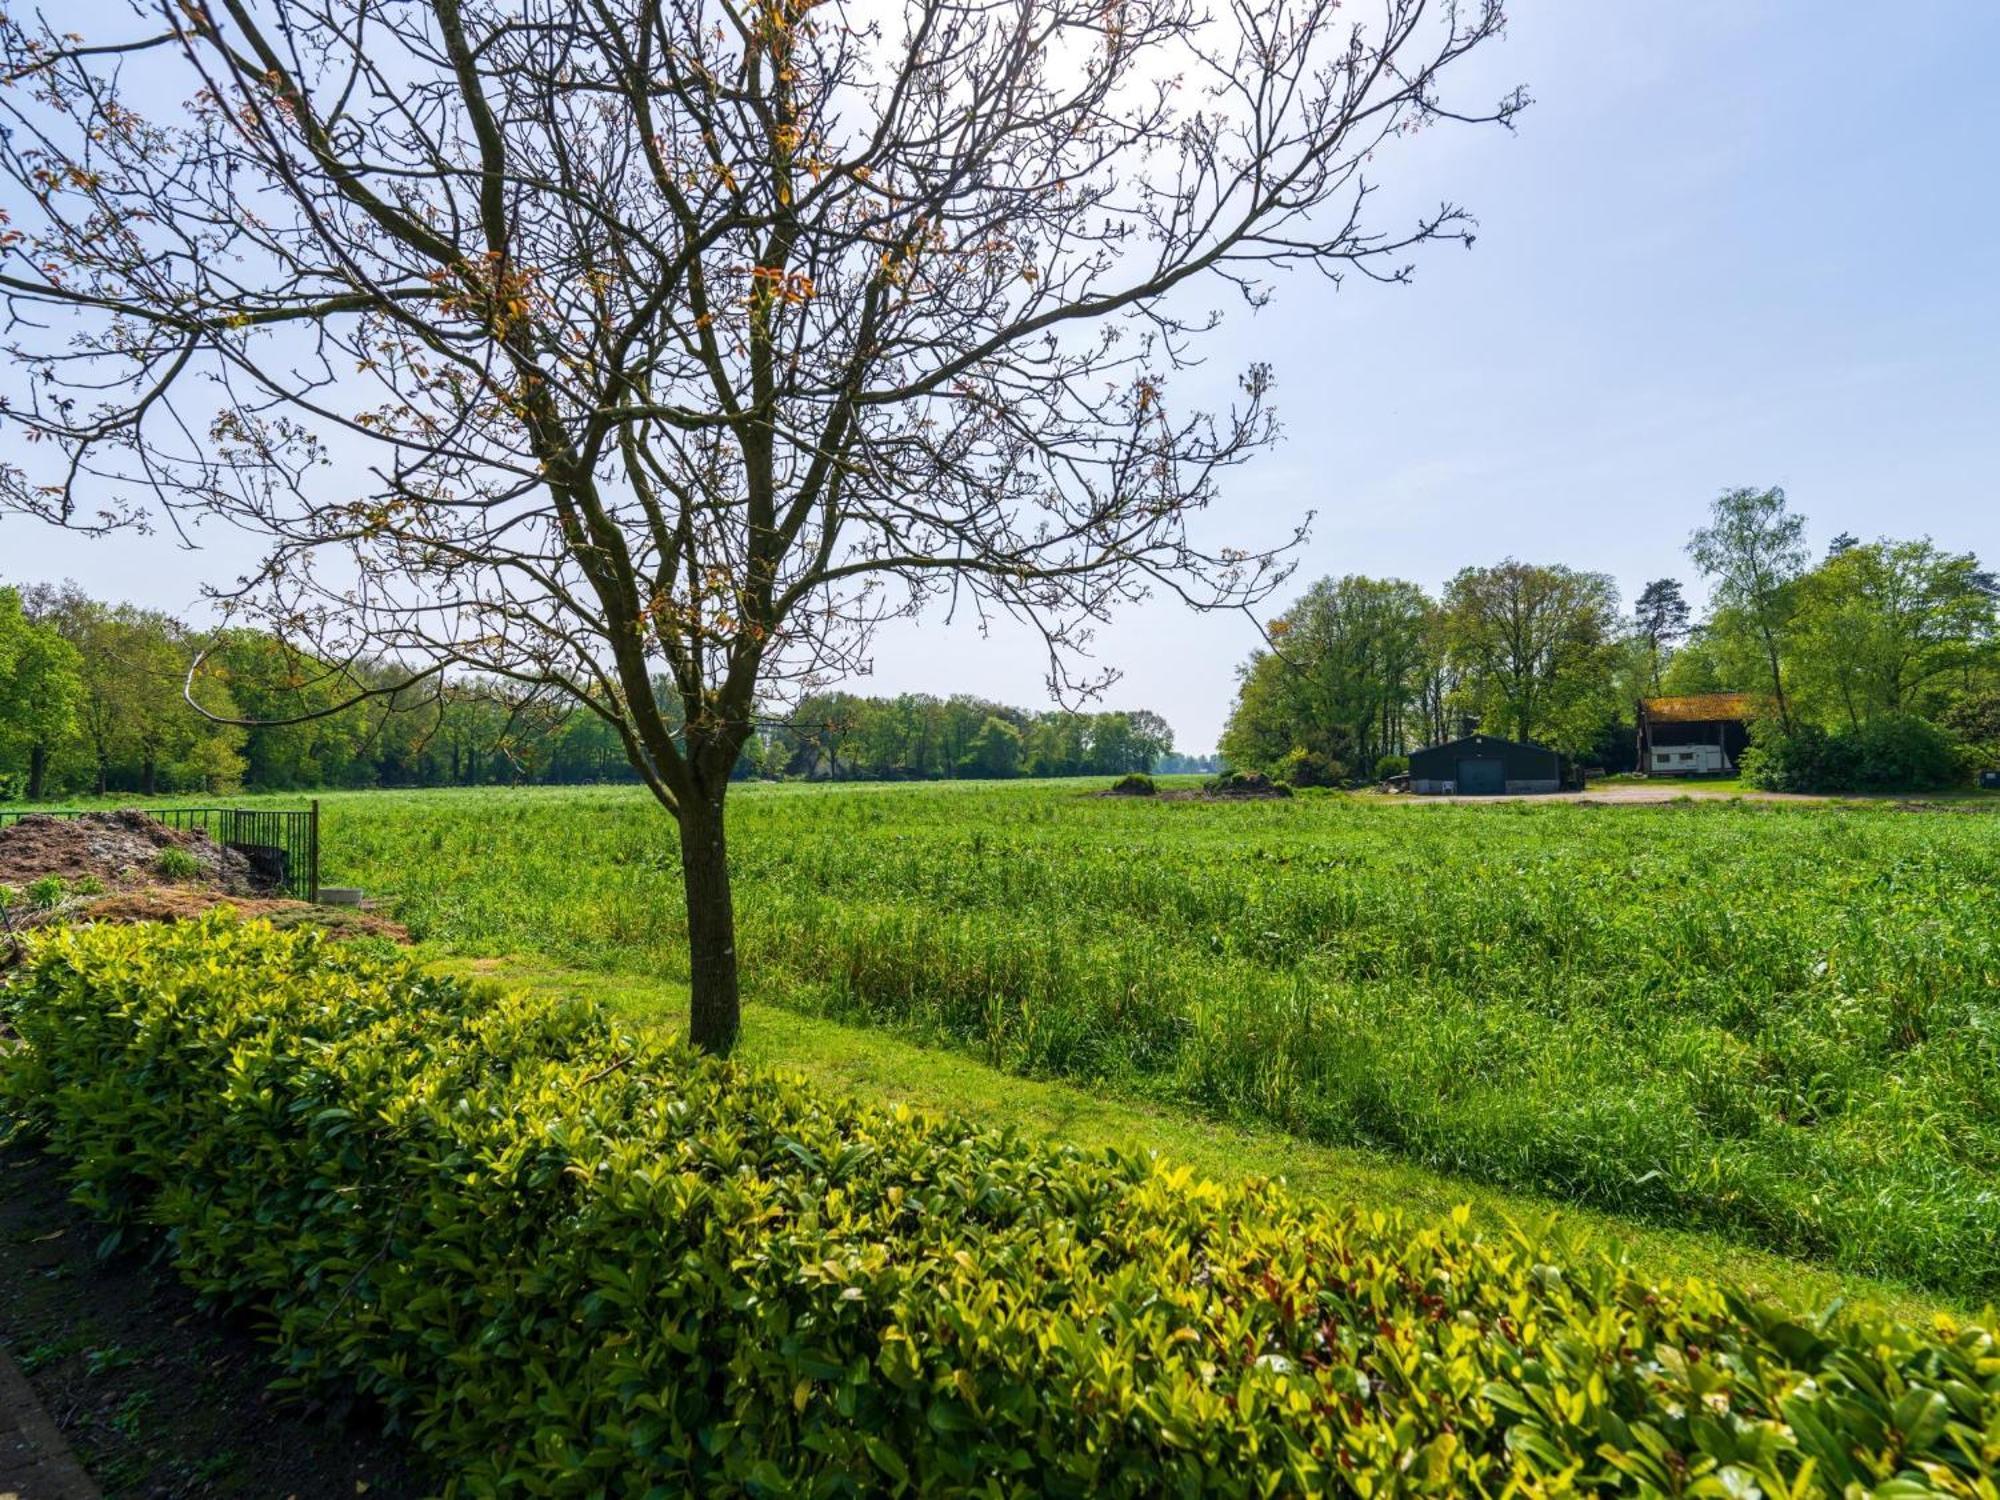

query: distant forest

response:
[6,488,1992,800]
[1221,488,1999,791]
[0,580,1187,798]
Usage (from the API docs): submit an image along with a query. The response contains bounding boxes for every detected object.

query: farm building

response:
[1408,733,1562,796]
[1636,693,1754,776]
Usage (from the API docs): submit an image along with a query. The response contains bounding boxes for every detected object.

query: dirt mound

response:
[1098,774,1158,797]
[0,811,399,960]
[1198,771,1293,800]
[0,810,268,895]
[1097,772,1296,803]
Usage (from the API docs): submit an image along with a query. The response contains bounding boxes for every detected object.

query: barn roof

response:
[1416,733,1553,754]
[1640,693,1759,724]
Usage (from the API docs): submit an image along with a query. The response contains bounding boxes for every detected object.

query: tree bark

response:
[27,744,48,801]
[1762,630,1792,733]
[679,785,741,1054]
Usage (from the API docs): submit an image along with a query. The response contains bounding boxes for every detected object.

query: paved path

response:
[0,1345,97,1500]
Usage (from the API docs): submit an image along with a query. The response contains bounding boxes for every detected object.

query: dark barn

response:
[1636,694,1754,776]
[1408,734,1562,796]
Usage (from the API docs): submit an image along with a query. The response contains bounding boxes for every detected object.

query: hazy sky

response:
[3,3,1995,751]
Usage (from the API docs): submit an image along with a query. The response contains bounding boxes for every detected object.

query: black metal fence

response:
[0,802,320,902]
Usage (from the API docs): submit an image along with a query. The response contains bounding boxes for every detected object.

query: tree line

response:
[0,582,1181,799]
[774,694,1174,781]
[1221,487,1999,788]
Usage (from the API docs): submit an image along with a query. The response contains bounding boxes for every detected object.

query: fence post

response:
[309,799,321,903]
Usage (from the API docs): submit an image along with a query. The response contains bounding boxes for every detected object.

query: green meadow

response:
[273,779,2000,1305]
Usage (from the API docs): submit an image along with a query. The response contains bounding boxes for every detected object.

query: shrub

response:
[1273,748,1342,788]
[153,846,202,881]
[25,874,67,910]
[4,915,1998,1496]
[1742,716,1970,793]
[1373,754,1409,781]
[1845,714,1977,790]
[1939,689,2000,769]
[1107,773,1156,796]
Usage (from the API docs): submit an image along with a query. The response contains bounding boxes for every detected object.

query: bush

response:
[1273,748,1342,788]
[1373,754,1410,781]
[154,846,202,881]
[1939,689,2000,769]
[4,915,1998,1496]
[1107,773,1155,796]
[1742,715,1971,793]
[25,874,67,910]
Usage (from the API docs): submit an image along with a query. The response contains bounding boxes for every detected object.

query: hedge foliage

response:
[1741,716,1973,793]
[3,916,1998,1496]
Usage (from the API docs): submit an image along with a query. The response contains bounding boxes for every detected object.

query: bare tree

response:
[0,0,1521,1049]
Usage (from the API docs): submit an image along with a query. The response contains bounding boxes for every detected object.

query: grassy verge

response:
[435,951,1961,1325]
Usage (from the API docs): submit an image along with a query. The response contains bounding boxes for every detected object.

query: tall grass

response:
[312,781,2000,1299]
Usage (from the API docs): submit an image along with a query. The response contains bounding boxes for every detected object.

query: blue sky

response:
[5,2,1995,752]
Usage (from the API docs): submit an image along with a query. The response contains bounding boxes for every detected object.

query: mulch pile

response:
[1200,772,1294,800]
[1093,772,1295,803]
[0,810,403,950]
[0,810,266,895]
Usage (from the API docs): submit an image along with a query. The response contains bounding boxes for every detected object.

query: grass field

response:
[426,953,1947,1320]
[258,778,2000,1304]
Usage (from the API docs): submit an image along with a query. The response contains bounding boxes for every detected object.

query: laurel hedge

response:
[2,916,1997,1496]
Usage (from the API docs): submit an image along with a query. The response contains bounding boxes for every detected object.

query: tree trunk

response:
[679,786,740,1054]
[1761,628,1791,733]
[27,744,48,801]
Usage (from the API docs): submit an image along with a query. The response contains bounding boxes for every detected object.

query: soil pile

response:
[1102,775,1158,797]
[1203,771,1292,800]
[0,810,401,948]
[0,809,270,895]
[1092,772,1298,803]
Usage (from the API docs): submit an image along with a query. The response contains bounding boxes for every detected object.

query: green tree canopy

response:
[1220,575,1429,776]
[961,717,1024,778]
[1688,486,1809,730]
[0,586,84,799]
[1441,561,1620,755]
[1790,538,1996,727]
